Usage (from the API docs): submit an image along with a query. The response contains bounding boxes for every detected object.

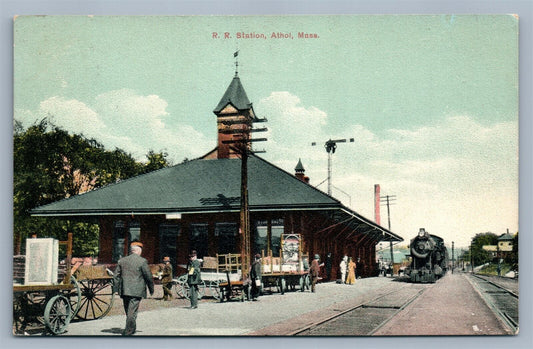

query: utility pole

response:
[452,241,454,274]
[223,129,267,279]
[470,242,474,274]
[220,51,268,279]
[380,194,396,273]
[311,138,354,196]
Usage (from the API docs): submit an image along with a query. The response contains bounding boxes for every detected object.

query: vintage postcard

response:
[13,15,518,337]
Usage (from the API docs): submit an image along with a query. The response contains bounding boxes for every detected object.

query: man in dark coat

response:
[113,241,154,336]
[160,256,173,301]
[187,250,202,309]
[325,252,333,281]
[250,254,262,301]
[309,254,324,292]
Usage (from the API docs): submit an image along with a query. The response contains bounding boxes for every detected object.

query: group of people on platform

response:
[112,241,364,336]
[309,253,363,287]
[339,255,362,284]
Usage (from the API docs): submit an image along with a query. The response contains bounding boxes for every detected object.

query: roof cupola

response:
[295,158,309,183]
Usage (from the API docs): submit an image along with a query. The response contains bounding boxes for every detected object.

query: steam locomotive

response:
[405,228,449,283]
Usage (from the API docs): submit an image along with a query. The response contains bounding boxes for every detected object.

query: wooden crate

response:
[202,256,218,270]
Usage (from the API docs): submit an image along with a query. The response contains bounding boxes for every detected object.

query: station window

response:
[189,223,208,259]
[112,220,141,262]
[271,219,284,257]
[112,220,126,262]
[215,223,238,254]
[159,223,180,267]
[129,221,141,242]
[253,221,268,256]
[253,219,284,257]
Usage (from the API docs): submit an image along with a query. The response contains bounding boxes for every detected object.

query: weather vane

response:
[234,49,239,76]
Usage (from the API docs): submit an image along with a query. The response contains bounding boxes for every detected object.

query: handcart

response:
[215,253,246,302]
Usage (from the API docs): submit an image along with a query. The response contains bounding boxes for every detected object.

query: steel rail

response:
[472,274,518,298]
[288,284,426,336]
[467,274,518,334]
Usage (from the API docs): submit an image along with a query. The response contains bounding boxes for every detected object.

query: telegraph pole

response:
[223,129,266,279]
[380,194,396,274]
[470,241,474,274]
[452,241,455,274]
[311,138,354,196]
[220,51,267,279]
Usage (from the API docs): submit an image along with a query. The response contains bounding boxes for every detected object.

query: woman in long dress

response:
[346,257,356,285]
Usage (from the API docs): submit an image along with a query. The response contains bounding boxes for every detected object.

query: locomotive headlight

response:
[418,228,426,237]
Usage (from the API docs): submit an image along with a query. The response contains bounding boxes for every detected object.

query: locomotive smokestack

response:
[374,184,381,225]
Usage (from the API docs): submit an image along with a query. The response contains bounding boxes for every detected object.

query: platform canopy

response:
[31,154,402,243]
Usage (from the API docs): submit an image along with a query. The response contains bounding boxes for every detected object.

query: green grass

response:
[478,263,512,276]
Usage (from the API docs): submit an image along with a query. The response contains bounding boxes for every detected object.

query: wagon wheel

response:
[12,293,28,334]
[210,280,223,301]
[75,278,114,320]
[183,280,206,300]
[19,291,48,326]
[43,294,71,335]
[174,274,188,299]
[59,276,81,319]
[300,275,305,292]
[301,274,311,291]
[277,277,287,294]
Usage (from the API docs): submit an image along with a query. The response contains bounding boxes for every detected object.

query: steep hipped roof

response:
[498,233,514,241]
[213,75,251,113]
[31,155,339,216]
[295,158,305,173]
[31,155,402,242]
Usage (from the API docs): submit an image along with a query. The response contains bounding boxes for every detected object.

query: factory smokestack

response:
[374,184,381,225]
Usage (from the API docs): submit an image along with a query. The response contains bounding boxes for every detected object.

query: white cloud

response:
[16,89,212,162]
[39,97,106,136]
[257,92,518,248]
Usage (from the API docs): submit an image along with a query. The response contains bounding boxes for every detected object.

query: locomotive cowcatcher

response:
[405,228,449,283]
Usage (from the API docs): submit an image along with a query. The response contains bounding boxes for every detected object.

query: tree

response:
[13,118,171,256]
[143,150,171,173]
[469,232,499,267]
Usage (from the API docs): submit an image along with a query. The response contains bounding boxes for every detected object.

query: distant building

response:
[482,233,515,258]
[497,233,514,252]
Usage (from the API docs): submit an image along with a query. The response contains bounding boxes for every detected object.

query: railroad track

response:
[467,274,519,334]
[291,282,430,336]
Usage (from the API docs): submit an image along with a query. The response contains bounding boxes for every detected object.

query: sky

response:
[13,15,519,248]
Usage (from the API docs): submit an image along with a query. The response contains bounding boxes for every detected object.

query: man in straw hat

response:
[160,256,173,301]
[113,241,154,335]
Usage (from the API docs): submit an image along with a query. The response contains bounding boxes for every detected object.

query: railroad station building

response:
[32,70,402,280]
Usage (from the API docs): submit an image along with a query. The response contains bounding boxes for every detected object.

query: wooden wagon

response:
[259,234,311,294]
[13,234,115,335]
